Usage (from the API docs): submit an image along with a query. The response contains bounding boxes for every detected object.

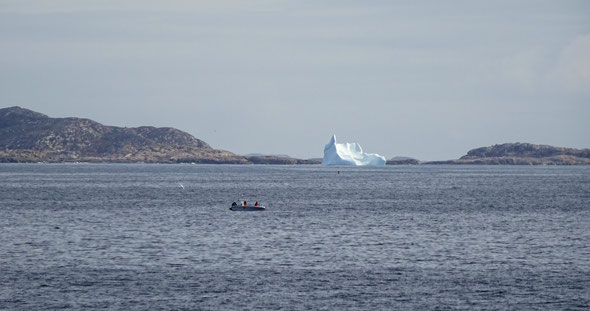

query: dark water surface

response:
[1,164,589,310]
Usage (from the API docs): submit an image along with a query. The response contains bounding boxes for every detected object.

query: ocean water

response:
[0,164,589,310]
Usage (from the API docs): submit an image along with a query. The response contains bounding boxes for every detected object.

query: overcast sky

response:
[1,1,589,160]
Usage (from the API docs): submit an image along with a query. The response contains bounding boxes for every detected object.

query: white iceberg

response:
[322,135,386,166]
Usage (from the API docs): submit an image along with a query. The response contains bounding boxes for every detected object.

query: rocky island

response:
[386,156,420,165]
[425,143,590,165]
[0,106,253,163]
[245,154,321,165]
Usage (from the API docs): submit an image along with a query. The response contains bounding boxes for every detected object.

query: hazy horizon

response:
[1,1,589,160]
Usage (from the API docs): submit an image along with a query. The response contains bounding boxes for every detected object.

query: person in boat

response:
[232,202,237,207]
[243,201,247,206]
[255,202,259,206]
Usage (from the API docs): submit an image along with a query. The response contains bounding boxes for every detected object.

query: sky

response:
[1,0,589,160]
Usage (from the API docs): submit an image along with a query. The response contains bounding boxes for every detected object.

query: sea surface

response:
[0,164,589,310]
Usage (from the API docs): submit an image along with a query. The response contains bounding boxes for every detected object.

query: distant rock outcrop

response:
[386,156,419,165]
[245,155,322,165]
[425,143,590,165]
[0,106,248,163]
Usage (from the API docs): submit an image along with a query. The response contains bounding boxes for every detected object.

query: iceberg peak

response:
[322,135,386,166]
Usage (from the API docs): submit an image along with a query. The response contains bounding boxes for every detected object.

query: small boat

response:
[230,201,265,211]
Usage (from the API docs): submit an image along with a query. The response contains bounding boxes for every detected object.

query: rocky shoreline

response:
[1,107,589,165]
[0,106,249,164]
[423,143,590,165]
[0,106,323,164]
